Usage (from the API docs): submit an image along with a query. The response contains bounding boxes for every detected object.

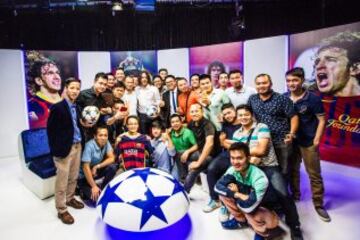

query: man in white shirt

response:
[122,75,138,116]
[135,70,161,134]
[225,69,256,108]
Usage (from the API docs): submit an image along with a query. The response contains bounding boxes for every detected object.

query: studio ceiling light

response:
[112,1,123,11]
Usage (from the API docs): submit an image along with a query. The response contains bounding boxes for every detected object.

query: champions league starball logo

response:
[96,168,190,232]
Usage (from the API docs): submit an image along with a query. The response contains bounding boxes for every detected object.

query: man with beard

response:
[248,74,299,180]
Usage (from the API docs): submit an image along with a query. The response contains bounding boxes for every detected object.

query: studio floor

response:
[0,156,359,240]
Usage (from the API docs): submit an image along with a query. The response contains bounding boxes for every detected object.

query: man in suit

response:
[160,75,178,128]
[47,77,91,224]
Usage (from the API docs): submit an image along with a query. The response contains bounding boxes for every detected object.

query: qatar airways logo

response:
[327,114,360,134]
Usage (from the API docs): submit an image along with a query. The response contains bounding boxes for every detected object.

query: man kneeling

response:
[215,142,281,240]
[78,126,117,204]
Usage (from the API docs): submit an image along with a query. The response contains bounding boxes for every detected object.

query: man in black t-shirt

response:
[186,103,216,193]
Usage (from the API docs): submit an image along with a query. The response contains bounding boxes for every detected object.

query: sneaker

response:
[218,205,230,222]
[221,218,248,230]
[290,225,303,240]
[202,199,220,213]
[315,207,331,222]
[254,233,265,240]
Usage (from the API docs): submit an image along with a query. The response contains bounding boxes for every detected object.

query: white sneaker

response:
[218,205,230,222]
[202,199,220,213]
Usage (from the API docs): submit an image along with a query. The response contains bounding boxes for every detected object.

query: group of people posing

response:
[45,64,331,240]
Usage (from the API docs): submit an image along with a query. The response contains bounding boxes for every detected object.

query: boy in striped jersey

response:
[116,116,153,170]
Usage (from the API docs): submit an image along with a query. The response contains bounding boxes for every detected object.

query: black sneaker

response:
[315,207,331,222]
[290,225,303,240]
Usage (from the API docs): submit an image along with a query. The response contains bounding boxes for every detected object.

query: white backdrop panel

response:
[78,52,111,90]
[157,48,189,79]
[244,35,288,93]
[0,50,28,159]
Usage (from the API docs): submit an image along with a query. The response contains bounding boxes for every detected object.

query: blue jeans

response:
[260,166,301,229]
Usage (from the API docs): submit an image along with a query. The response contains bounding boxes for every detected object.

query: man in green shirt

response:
[169,114,198,181]
[215,142,281,240]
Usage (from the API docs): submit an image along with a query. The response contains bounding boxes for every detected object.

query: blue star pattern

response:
[97,168,190,231]
[126,168,158,183]
[97,181,124,219]
[128,187,170,230]
[165,175,189,204]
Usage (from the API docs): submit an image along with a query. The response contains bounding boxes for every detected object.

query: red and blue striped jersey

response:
[320,94,360,167]
[117,134,153,170]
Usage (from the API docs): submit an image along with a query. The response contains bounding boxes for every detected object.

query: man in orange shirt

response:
[177,77,199,123]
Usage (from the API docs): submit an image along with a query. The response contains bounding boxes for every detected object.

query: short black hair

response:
[151,120,164,130]
[199,74,211,82]
[229,69,243,77]
[170,113,182,122]
[165,75,176,82]
[221,103,235,111]
[126,115,140,125]
[94,72,108,82]
[229,142,250,157]
[94,125,108,135]
[219,72,228,77]
[176,77,187,83]
[113,99,124,105]
[113,81,125,89]
[65,77,81,87]
[153,75,161,81]
[158,68,168,74]
[255,73,272,84]
[236,104,253,115]
[285,67,305,81]
[116,67,124,72]
[190,73,200,79]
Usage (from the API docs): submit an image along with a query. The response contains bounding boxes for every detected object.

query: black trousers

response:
[207,151,230,200]
[78,163,118,203]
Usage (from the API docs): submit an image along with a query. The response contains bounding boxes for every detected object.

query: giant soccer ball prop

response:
[81,106,100,125]
[96,168,190,232]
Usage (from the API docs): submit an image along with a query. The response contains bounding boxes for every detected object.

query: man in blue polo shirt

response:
[78,126,117,204]
[285,67,330,222]
[248,73,299,180]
